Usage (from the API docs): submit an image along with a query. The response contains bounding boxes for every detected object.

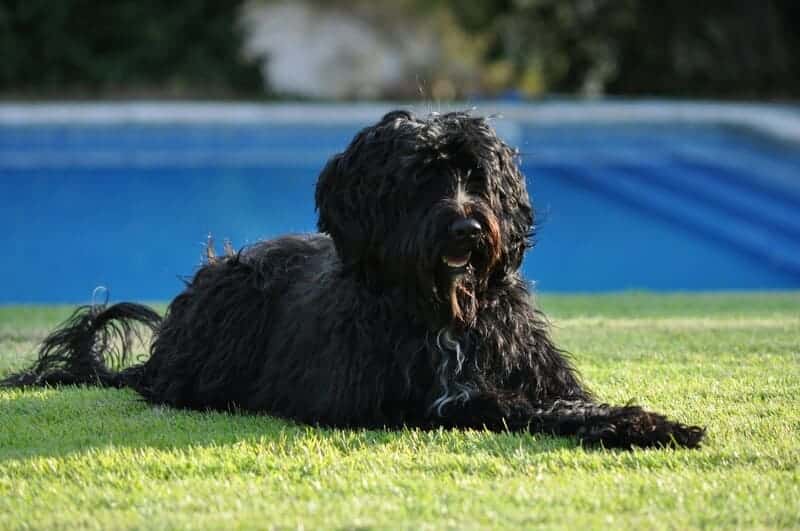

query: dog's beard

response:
[381,199,503,329]
[448,277,477,325]
[431,205,502,328]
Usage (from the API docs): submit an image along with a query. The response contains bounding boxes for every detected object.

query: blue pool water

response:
[2,112,800,303]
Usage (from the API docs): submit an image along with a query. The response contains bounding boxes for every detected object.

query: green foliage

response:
[443,0,800,98]
[1,293,799,529]
[0,0,263,97]
[1,0,797,98]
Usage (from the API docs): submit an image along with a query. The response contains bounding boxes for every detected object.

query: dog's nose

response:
[450,218,482,240]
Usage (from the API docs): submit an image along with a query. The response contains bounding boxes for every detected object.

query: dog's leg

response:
[440,394,704,449]
[528,400,705,449]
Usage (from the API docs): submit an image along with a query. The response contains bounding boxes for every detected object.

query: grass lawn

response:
[1,292,798,530]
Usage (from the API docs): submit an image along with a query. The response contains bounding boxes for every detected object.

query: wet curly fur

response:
[2,110,704,449]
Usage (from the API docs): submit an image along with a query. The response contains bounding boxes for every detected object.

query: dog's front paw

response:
[579,406,705,449]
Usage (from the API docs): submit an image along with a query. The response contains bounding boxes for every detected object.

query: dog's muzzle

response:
[441,217,482,272]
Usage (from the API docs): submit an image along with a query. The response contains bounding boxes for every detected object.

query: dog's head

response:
[316,110,533,327]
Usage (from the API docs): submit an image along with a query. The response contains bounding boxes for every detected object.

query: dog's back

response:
[140,234,344,412]
[138,233,424,427]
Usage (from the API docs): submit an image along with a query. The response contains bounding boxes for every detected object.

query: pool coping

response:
[1,100,800,146]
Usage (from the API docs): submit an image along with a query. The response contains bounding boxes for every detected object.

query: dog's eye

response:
[413,174,451,203]
[465,171,489,197]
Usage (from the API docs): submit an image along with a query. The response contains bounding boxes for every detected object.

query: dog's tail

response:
[1,302,161,389]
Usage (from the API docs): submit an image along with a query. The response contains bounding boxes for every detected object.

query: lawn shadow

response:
[0,387,579,463]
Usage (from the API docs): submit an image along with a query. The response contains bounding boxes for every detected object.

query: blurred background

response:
[1,0,799,302]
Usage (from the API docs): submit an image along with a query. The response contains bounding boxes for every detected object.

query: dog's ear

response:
[496,143,534,272]
[316,110,418,266]
[315,152,371,266]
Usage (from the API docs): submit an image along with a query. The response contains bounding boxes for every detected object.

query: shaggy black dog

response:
[3,110,704,449]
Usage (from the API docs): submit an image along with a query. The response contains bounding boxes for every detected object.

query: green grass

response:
[1,292,799,530]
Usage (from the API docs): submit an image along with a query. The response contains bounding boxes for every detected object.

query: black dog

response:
[3,111,704,449]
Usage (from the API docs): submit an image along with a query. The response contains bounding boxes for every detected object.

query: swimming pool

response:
[1,102,799,303]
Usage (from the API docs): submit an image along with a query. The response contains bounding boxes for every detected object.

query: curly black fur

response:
[2,110,705,449]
